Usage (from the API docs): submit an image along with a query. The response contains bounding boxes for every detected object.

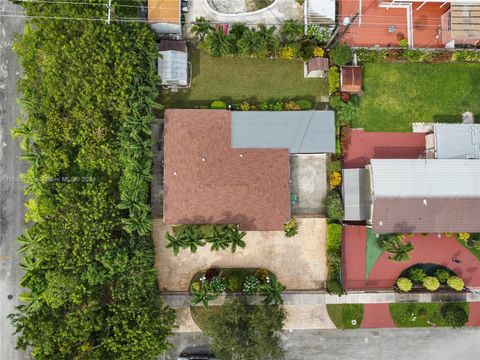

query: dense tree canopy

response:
[9,2,176,359]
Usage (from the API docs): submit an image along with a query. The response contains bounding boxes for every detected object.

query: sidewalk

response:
[161,290,480,307]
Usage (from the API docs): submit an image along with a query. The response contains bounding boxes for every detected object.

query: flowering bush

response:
[210,276,227,294]
[447,276,464,291]
[242,275,260,295]
[279,45,294,59]
[396,277,412,292]
[313,47,325,57]
[423,276,440,291]
[328,66,340,94]
[330,171,342,187]
[284,101,301,111]
[434,269,451,284]
[255,269,269,283]
[457,232,470,241]
[240,101,250,111]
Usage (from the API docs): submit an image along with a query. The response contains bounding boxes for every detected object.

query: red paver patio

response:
[339,0,448,48]
[343,129,426,169]
[467,302,480,327]
[343,227,480,290]
[361,304,396,328]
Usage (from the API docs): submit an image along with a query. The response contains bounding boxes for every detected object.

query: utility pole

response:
[326,12,360,49]
[106,0,112,25]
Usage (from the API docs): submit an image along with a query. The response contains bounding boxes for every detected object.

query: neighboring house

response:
[158,40,190,89]
[148,0,181,38]
[426,123,480,159]
[340,66,362,94]
[367,159,480,233]
[339,0,480,48]
[163,109,335,231]
[304,57,329,78]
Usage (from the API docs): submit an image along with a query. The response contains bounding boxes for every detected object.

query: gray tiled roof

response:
[434,123,480,159]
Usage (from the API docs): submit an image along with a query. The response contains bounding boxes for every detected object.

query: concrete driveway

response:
[153,217,327,291]
[184,0,303,28]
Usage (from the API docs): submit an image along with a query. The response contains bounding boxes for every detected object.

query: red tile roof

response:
[163,109,291,231]
[341,66,362,93]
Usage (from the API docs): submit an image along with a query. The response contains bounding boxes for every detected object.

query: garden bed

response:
[389,302,469,328]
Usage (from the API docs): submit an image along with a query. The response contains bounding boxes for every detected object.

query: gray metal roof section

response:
[231,111,335,154]
[158,50,188,86]
[434,123,480,159]
[370,159,480,198]
[342,168,371,221]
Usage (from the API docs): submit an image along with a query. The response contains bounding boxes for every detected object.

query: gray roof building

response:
[342,168,371,221]
[433,123,480,159]
[231,111,335,154]
[369,159,480,233]
[158,40,189,87]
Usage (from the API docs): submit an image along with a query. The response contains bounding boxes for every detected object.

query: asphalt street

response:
[164,327,480,360]
[0,1,29,359]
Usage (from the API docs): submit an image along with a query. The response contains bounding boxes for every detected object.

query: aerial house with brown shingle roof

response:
[367,159,480,234]
[163,109,335,231]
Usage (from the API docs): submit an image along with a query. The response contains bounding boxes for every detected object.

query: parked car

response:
[178,353,217,360]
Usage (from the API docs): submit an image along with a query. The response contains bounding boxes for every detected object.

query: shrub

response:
[210,276,227,293]
[313,47,325,57]
[242,275,260,295]
[356,49,385,63]
[327,224,342,252]
[299,39,317,60]
[396,277,412,292]
[284,100,301,111]
[227,270,247,292]
[330,45,353,66]
[403,49,423,62]
[297,99,312,110]
[283,218,299,238]
[259,102,269,111]
[328,160,342,172]
[326,279,344,295]
[210,100,227,109]
[457,232,470,241]
[190,281,201,293]
[240,101,250,111]
[255,269,269,283]
[328,66,340,94]
[447,276,464,291]
[330,171,342,187]
[325,190,343,220]
[279,45,294,59]
[408,267,426,283]
[441,303,468,328]
[452,50,479,62]
[434,269,451,284]
[336,101,357,126]
[423,276,440,291]
[398,38,408,47]
[340,126,351,153]
[281,20,304,42]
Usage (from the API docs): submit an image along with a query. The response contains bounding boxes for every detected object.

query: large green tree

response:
[204,299,286,360]
[9,2,175,359]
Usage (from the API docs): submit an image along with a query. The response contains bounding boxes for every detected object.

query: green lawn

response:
[366,227,384,280]
[326,304,364,329]
[162,48,328,108]
[389,302,469,327]
[355,63,480,131]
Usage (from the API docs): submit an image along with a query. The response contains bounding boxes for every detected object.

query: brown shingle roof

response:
[307,57,329,73]
[158,40,187,53]
[372,197,480,234]
[341,66,362,93]
[163,109,291,231]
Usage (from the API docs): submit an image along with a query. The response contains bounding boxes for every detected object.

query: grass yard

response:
[366,227,384,280]
[389,302,469,327]
[162,48,328,109]
[326,304,364,329]
[355,63,480,131]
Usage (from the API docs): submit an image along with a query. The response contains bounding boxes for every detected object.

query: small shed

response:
[340,66,362,94]
[304,57,329,78]
[158,40,189,89]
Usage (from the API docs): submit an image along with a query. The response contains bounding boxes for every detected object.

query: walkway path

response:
[361,304,396,328]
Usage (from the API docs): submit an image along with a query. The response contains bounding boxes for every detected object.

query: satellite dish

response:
[343,17,351,26]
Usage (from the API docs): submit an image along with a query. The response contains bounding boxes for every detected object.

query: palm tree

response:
[259,277,286,305]
[257,24,279,55]
[182,225,206,253]
[227,225,246,253]
[190,281,217,308]
[165,231,183,256]
[281,19,304,42]
[191,17,212,41]
[207,225,231,251]
[201,29,232,57]
[383,235,414,262]
[237,28,264,57]
[229,22,248,41]
[17,228,43,255]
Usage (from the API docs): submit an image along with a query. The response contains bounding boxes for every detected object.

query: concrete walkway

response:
[161,290,480,307]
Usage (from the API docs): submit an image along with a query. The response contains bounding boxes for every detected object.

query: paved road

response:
[164,327,480,360]
[0,2,29,359]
